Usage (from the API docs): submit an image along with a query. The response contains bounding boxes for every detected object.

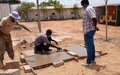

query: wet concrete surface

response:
[64,44,87,58]
[25,51,73,69]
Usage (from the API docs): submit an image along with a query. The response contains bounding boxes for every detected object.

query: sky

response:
[20,0,120,6]
[11,0,120,10]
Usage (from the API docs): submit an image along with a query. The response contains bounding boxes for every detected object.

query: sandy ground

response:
[2,19,120,75]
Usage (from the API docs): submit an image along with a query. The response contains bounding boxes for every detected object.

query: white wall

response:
[0,3,10,20]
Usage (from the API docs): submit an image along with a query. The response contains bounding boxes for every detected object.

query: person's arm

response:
[92,18,99,31]
[15,20,31,32]
[47,43,58,48]
[44,36,60,50]
[51,38,58,45]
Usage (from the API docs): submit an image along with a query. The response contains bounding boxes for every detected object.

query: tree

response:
[39,0,64,20]
[17,2,35,21]
[53,0,63,19]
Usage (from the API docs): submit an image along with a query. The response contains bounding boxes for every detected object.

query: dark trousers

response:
[34,44,50,52]
[84,30,96,64]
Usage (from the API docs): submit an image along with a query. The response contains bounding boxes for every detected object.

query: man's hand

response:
[57,47,62,51]
[55,41,58,45]
[96,27,100,31]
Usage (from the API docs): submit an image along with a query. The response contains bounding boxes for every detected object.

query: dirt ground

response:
[3,19,120,75]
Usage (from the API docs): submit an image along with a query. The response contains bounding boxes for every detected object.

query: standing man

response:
[0,11,31,68]
[34,29,61,54]
[81,0,99,66]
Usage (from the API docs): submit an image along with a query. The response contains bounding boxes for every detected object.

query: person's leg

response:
[91,31,96,62]
[5,34,14,59]
[86,31,96,64]
[34,44,44,53]
[0,31,6,68]
[84,33,92,64]
[43,44,51,51]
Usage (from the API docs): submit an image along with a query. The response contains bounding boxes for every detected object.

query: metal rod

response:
[9,0,11,12]
[36,0,41,32]
[105,0,108,41]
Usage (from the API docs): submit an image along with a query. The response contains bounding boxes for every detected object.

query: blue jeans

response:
[84,30,96,64]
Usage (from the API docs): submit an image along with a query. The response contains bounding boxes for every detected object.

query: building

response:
[28,6,84,21]
[97,4,120,26]
[0,4,10,20]
[0,0,20,20]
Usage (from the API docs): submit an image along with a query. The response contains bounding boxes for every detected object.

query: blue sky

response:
[20,0,120,6]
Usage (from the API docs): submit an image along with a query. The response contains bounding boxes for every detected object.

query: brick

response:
[5,60,20,69]
[73,57,79,62]
[63,49,68,52]
[95,50,102,54]
[53,60,64,67]
[20,55,26,63]
[95,52,101,57]
[81,44,85,47]
[23,65,32,73]
[101,52,108,56]
[68,51,78,56]
[0,69,20,75]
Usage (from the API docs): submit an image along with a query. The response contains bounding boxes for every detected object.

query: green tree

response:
[17,2,35,21]
[53,0,63,19]
[40,0,64,20]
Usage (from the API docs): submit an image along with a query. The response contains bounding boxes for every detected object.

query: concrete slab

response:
[64,44,87,58]
[25,51,73,69]
[22,50,36,57]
